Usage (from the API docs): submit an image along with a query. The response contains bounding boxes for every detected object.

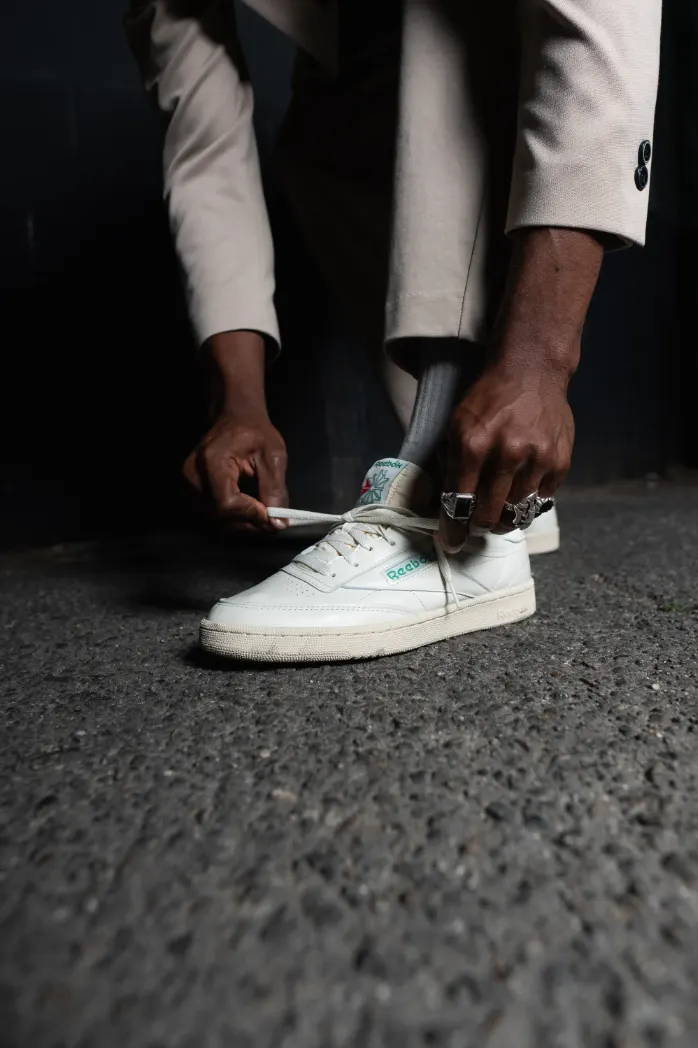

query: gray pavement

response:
[1,482,698,1048]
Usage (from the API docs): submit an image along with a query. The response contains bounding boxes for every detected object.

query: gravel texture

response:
[1,482,698,1048]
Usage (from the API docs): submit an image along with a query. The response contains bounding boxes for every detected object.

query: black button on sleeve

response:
[639,140,652,165]
[635,165,649,191]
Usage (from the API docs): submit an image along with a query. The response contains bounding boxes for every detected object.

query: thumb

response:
[438,512,469,555]
[258,447,290,528]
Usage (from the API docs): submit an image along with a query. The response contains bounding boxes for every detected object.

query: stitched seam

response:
[457,190,487,337]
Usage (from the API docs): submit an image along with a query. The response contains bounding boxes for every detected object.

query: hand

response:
[438,227,602,552]
[184,329,288,531]
[183,410,289,532]
[439,362,574,552]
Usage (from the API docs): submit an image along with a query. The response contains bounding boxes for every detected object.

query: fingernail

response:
[271,518,287,530]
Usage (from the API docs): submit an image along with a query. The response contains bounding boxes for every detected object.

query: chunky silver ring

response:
[440,492,477,523]
[502,492,555,530]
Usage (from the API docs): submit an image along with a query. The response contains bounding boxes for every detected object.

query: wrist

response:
[490,226,603,381]
[215,402,271,429]
[205,330,268,418]
[489,332,580,386]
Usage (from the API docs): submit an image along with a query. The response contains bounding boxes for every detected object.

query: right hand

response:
[185,329,288,532]
[183,411,289,532]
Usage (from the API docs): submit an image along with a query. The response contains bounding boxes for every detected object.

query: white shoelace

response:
[267,504,462,609]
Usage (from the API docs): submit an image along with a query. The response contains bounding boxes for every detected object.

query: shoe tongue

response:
[355,458,434,513]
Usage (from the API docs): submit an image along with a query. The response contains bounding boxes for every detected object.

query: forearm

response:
[205,330,269,419]
[125,0,280,350]
[490,227,604,382]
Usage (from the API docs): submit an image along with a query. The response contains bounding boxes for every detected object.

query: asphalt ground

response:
[1,481,698,1048]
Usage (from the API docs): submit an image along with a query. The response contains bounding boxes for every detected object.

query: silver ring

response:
[502,492,555,530]
[440,492,477,523]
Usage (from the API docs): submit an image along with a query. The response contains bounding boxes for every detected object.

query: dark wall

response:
[0,0,191,544]
[0,0,694,547]
[673,0,698,468]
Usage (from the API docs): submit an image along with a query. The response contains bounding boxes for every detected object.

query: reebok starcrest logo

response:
[357,459,408,506]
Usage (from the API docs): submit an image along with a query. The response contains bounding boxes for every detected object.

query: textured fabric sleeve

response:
[124,0,280,348]
[506,0,663,248]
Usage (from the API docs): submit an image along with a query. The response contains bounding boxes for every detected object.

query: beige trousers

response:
[274,13,420,425]
[272,6,522,423]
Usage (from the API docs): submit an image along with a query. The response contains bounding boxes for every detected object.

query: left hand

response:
[439,360,574,553]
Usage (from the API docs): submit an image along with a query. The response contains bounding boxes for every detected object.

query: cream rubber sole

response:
[199,580,536,664]
[525,524,560,556]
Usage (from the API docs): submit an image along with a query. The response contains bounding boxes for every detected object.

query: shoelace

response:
[267,504,462,609]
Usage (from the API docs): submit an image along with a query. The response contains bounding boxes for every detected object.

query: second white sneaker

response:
[525,502,560,555]
[200,458,535,663]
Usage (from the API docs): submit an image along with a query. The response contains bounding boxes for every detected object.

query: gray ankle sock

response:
[398,348,464,469]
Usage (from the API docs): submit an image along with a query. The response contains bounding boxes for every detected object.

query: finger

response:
[182,451,203,494]
[491,464,545,533]
[439,421,488,552]
[199,449,268,528]
[508,464,546,505]
[470,465,517,532]
[539,466,568,498]
[439,464,481,554]
[257,447,290,530]
[215,490,270,528]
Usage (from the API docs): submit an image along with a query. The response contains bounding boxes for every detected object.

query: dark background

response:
[0,0,696,549]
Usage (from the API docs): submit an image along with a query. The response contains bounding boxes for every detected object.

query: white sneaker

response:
[525,503,560,555]
[200,458,535,663]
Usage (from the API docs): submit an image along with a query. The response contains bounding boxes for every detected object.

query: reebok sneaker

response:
[200,458,536,663]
